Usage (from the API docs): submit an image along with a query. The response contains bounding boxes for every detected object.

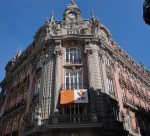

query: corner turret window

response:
[66,48,81,64]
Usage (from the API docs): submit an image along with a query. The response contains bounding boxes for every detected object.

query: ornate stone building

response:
[0,1,150,136]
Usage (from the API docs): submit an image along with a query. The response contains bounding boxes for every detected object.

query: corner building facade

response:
[0,1,150,136]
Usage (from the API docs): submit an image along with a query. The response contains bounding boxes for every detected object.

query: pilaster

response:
[53,40,63,114]
[84,40,96,116]
[25,64,33,114]
[40,49,55,119]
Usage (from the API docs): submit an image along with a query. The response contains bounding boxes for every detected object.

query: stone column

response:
[53,40,63,114]
[40,52,54,119]
[85,41,97,122]
[85,40,103,90]
[84,41,94,89]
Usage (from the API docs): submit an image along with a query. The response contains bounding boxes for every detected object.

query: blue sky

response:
[0,0,150,85]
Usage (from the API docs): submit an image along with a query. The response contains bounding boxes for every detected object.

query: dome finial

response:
[71,0,75,4]
[68,0,78,8]
[50,11,55,22]
[91,11,95,19]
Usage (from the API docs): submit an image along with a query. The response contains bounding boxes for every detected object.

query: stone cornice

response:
[1,44,48,86]
[100,38,150,85]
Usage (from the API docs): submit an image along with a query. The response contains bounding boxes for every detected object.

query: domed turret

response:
[63,0,82,22]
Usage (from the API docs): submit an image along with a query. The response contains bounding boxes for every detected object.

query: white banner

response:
[74,89,89,103]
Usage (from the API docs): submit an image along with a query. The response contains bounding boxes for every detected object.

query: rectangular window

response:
[104,56,110,66]
[65,70,83,90]
[107,77,115,96]
[66,48,81,64]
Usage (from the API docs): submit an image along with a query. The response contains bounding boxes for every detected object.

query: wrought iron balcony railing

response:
[66,59,82,64]
[51,115,92,124]
[3,99,26,116]
[61,83,87,90]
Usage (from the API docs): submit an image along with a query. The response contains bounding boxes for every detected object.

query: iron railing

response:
[3,99,26,116]
[66,59,82,64]
[61,83,87,90]
[58,115,91,124]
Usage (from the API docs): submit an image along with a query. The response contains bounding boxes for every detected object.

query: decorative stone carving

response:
[54,40,63,56]
[54,47,63,57]
[20,115,28,135]
[84,41,93,56]
[34,107,42,126]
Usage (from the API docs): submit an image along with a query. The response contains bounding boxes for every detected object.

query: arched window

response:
[31,107,38,123]
[66,48,81,64]
[5,121,11,134]
[37,58,42,69]
[34,79,41,95]
[19,114,24,129]
[24,89,28,100]
[12,118,17,131]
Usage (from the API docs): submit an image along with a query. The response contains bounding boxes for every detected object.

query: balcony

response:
[52,115,91,124]
[122,97,137,110]
[105,64,112,72]
[46,115,102,129]
[119,75,127,86]
[64,59,83,68]
[127,81,134,91]
[3,99,26,116]
[62,83,87,90]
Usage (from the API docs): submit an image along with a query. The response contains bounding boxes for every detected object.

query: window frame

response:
[65,70,83,90]
[66,47,81,64]
[107,77,114,96]
[34,79,41,95]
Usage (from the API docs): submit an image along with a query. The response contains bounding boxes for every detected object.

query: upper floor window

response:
[104,56,110,66]
[66,48,81,64]
[5,121,11,134]
[12,118,17,132]
[34,79,41,95]
[107,77,114,96]
[125,115,132,130]
[65,70,83,89]
[24,89,28,100]
[37,58,42,69]
[61,103,87,124]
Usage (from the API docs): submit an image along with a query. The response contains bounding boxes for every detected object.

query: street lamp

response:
[143,0,150,25]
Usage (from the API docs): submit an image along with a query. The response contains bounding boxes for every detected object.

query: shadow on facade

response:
[88,88,129,136]
[22,88,130,136]
[135,106,150,136]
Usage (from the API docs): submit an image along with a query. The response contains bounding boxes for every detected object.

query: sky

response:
[0,0,150,87]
